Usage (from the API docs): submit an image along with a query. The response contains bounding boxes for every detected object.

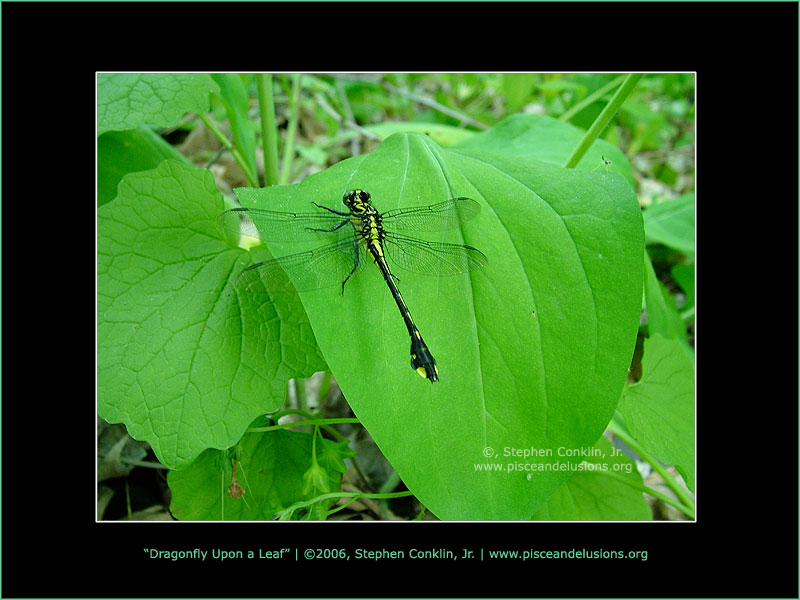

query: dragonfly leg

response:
[340,239,361,295]
[312,202,349,216]
[307,219,349,234]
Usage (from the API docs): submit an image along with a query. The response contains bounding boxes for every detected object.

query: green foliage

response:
[365,121,476,147]
[644,193,695,257]
[619,335,695,491]
[644,249,693,361]
[455,114,635,187]
[501,73,538,113]
[210,74,257,182]
[96,73,694,521]
[671,262,694,314]
[97,73,219,134]
[97,125,193,206]
[169,426,353,520]
[532,437,652,521]
[97,160,326,468]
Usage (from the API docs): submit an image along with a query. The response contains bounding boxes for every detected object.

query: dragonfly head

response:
[343,189,371,213]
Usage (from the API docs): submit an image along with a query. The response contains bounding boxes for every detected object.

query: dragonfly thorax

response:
[351,207,385,245]
[344,189,384,244]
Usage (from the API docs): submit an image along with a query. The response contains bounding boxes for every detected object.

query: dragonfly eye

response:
[359,190,370,202]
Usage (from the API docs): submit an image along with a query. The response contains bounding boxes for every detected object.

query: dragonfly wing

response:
[235,238,365,293]
[218,207,349,243]
[381,198,481,232]
[384,232,487,277]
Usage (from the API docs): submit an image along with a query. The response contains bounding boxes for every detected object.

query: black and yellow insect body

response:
[218,189,486,383]
[343,190,439,382]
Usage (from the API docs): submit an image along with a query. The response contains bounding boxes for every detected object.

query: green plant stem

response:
[317,370,333,403]
[118,458,169,469]
[263,409,371,492]
[270,407,314,421]
[326,496,363,516]
[279,73,302,186]
[248,417,360,435]
[314,91,380,142]
[609,416,695,513]
[196,112,259,187]
[256,73,279,187]
[559,74,627,122]
[125,479,132,518]
[336,79,361,156]
[681,306,695,323]
[251,409,356,440]
[563,73,643,169]
[275,490,413,520]
[294,378,309,414]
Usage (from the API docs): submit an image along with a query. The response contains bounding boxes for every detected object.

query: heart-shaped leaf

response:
[98,160,326,469]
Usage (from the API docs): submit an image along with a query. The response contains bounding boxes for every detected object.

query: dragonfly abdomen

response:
[368,241,439,383]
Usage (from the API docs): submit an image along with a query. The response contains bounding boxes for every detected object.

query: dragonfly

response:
[218,189,487,383]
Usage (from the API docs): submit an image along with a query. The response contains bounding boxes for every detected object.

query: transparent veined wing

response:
[383,232,487,277]
[217,206,349,243]
[234,238,365,293]
[381,198,481,232]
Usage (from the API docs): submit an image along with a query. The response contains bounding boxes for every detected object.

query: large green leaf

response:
[618,334,695,491]
[97,160,326,469]
[97,73,219,134]
[231,132,644,519]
